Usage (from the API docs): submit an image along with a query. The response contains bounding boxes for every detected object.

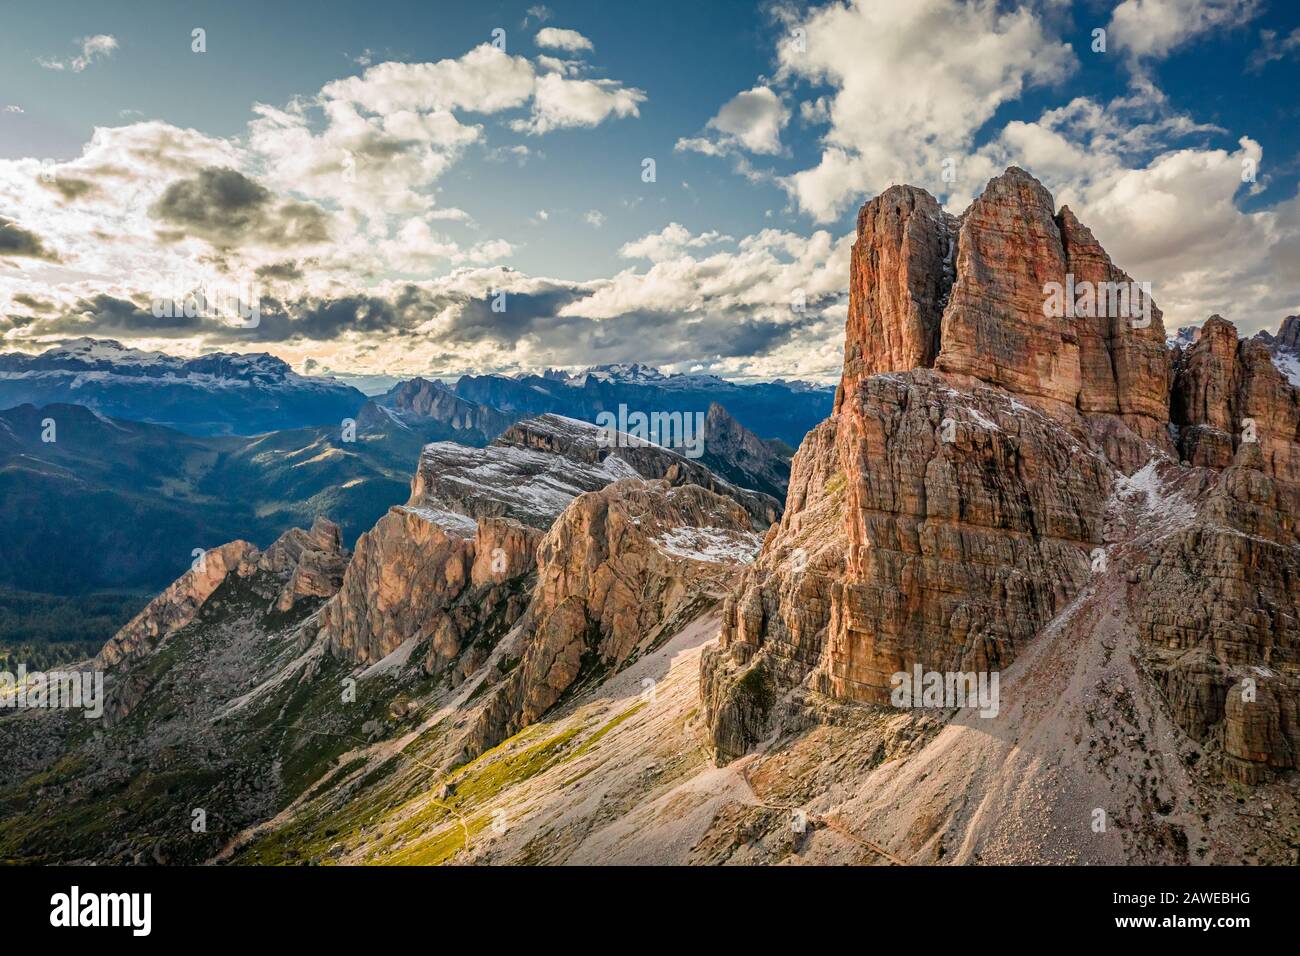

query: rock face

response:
[380,377,515,443]
[1170,315,1300,482]
[469,479,761,756]
[703,373,1110,760]
[319,506,538,673]
[1134,463,1300,782]
[97,540,261,667]
[936,170,1083,407]
[410,413,782,531]
[697,402,791,499]
[839,186,955,403]
[703,166,1300,787]
[262,517,350,612]
[839,169,1170,441]
[317,414,777,670]
[96,517,350,668]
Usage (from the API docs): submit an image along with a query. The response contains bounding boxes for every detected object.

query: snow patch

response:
[653,526,762,564]
[398,505,479,536]
[1271,351,1300,389]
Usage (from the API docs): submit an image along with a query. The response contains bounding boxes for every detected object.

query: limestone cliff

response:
[703,166,1300,788]
[469,479,760,757]
[316,414,777,673]
[97,517,348,667]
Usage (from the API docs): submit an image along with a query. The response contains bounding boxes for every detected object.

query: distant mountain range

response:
[0,339,834,445]
[0,338,367,435]
[452,365,832,448]
[0,399,487,603]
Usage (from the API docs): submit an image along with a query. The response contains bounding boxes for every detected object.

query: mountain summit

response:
[704,167,1300,862]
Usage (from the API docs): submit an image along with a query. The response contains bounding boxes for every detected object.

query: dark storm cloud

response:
[24,279,831,371]
[526,308,820,366]
[443,287,585,342]
[42,294,203,335]
[255,260,306,281]
[13,293,55,313]
[149,166,331,249]
[0,217,60,261]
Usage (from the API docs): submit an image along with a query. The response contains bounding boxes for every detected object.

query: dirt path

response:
[736,760,910,865]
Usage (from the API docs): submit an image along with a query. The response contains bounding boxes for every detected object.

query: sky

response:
[1,0,1298,387]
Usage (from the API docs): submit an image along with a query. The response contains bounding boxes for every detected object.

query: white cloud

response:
[4,106,23,114]
[1247,26,1300,73]
[583,210,606,228]
[1108,0,1260,63]
[38,34,118,72]
[320,45,536,115]
[678,86,789,157]
[536,54,583,76]
[772,0,1074,222]
[535,27,594,53]
[522,5,553,28]
[619,223,732,261]
[514,73,645,134]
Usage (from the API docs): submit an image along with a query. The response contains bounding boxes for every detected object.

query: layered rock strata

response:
[317,415,778,671]
[469,479,761,756]
[703,167,1300,784]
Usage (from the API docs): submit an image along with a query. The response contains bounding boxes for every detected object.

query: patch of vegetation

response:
[568,701,646,762]
[735,659,774,721]
[383,812,492,866]
[0,588,151,662]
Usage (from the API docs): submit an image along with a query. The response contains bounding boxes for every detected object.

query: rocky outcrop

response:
[1057,207,1169,430]
[493,414,781,529]
[96,517,350,668]
[1170,315,1300,482]
[470,479,760,756]
[838,186,955,406]
[702,166,1300,786]
[97,540,260,667]
[697,402,791,499]
[319,506,538,670]
[1134,463,1300,782]
[838,168,1170,442]
[703,373,1111,760]
[317,413,776,671]
[936,168,1082,407]
[380,377,514,442]
[263,517,349,612]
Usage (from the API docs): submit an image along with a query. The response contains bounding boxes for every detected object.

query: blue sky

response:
[1,0,1298,384]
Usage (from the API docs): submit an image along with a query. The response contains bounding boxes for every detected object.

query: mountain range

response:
[0,345,808,651]
[2,167,1298,866]
[0,338,834,447]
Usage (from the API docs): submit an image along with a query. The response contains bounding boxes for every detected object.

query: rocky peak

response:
[697,401,791,498]
[1276,315,1300,351]
[838,183,955,410]
[96,517,351,668]
[468,478,761,756]
[704,166,1300,798]
[842,166,1170,439]
[260,517,349,613]
[317,411,778,670]
[1171,314,1300,480]
[97,540,262,667]
[381,376,513,439]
